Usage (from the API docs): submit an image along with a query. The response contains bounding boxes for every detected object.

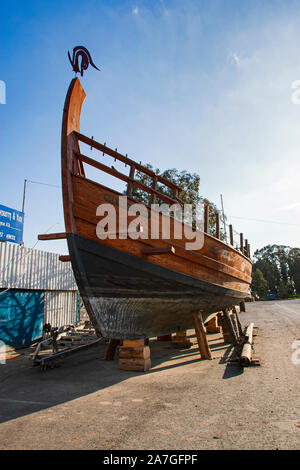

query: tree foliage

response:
[251,268,268,298]
[129,164,226,240]
[252,244,299,298]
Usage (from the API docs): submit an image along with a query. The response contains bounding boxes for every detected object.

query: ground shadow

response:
[0,333,235,425]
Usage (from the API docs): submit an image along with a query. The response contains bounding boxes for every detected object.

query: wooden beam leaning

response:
[105,339,120,360]
[193,312,212,359]
[222,309,239,345]
[38,232,67,241]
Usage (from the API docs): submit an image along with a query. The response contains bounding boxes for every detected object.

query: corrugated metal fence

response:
[0,243,77,291]
[0,243,81,344]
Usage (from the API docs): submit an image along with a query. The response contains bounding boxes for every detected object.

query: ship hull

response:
[68,233,246,339]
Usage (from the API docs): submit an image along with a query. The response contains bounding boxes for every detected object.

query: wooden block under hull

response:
[172,331,193,349]
[119,358,151,371]
[118,346,150,360]
[206,316,221,334]
[118,340,151,371]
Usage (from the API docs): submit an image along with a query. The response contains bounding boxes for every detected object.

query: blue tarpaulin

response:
[0,289,44,347]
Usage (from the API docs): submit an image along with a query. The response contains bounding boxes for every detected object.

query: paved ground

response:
[0,300,300,450]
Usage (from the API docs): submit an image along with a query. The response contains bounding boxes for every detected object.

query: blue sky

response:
[1,0,300,255]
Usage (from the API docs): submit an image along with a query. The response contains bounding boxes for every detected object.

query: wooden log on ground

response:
[240,323,254,366]
[118,339,151,371]
[193,312,212,360]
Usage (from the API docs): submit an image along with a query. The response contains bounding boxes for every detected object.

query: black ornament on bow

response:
[68,46,100,76]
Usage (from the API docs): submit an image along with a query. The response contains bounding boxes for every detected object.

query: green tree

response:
[129,164,226,240]
[253,244,299,297]
[251,268,268,298]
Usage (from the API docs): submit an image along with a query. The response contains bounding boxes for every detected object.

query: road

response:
[0,300,300,449]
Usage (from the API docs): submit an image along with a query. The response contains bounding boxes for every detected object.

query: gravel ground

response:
[0,300,300,450]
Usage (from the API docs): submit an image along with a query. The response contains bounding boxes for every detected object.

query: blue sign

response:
[0,204,24,244]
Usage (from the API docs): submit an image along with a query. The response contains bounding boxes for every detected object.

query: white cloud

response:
[132,6,139,16]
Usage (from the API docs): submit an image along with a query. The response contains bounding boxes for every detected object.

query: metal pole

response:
[22,179,27,214]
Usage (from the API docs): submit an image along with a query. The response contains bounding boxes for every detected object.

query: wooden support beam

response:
[218,314,232,344]
[232,307,244,338]
[38,232,67,241]
[118,339,151,371]
[193,312,212,359]
[229,225,234,246]
[105,338,120,360]
[59,255,71,262]
[204,204,209,234]
[221,309,239,345]
[240,301,246,312]
[215,212,220,239]
[142,246,175,256]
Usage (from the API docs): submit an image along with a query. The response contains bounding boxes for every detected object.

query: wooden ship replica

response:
[39,47,252,371]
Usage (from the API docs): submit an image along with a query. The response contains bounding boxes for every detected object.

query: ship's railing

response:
[74,131,182,206]
[204,204,251,258]
[73,131,251,260]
